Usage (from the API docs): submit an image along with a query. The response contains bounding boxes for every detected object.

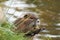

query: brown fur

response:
[14,13,38,33]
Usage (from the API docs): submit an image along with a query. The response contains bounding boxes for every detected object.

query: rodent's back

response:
[14,13,40,33]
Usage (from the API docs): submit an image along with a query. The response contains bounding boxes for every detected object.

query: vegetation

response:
[0,22,52,40]
[0,22,29,40]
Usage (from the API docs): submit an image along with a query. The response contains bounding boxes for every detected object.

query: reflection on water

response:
[33,34,60,40]
[39,34,60,38]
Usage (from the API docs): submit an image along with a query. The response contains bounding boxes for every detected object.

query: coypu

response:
[14,13,40,33]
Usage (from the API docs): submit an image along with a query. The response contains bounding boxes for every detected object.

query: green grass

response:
[0,22,28,40]
[0,22,52,40]
[0,27,28,40]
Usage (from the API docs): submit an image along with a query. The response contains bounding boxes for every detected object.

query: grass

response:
[0,22,52,40]
[0,22,29,40]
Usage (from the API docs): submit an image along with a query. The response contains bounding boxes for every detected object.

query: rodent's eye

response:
[24,15,28,18]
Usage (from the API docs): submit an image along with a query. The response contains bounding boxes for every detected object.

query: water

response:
[33,34,60,40]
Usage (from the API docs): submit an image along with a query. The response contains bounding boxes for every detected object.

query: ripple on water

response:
[33,34,60,40]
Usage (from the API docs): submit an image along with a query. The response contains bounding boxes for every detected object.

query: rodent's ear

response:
[24,14,28,18]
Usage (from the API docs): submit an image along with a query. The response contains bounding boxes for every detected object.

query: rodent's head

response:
[14,13,40,33]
